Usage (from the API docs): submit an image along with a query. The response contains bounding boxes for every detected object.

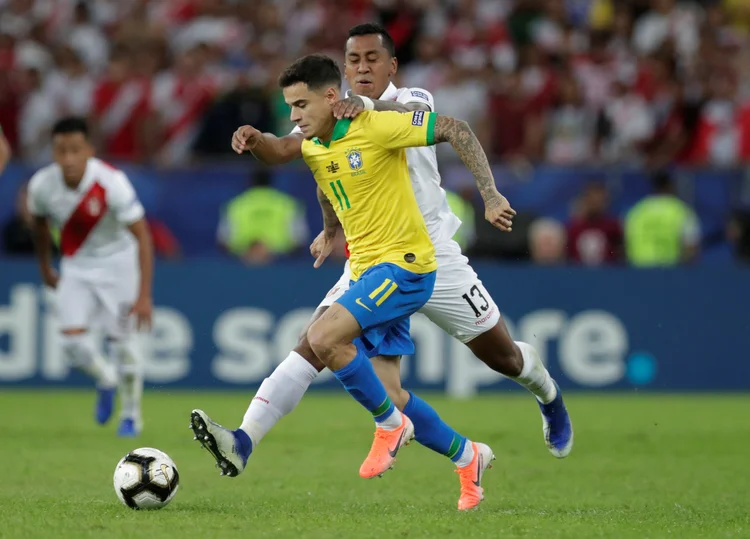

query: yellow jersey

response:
[301,110,438,280]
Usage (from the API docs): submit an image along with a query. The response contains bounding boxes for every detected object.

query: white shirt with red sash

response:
[27,157,145,274]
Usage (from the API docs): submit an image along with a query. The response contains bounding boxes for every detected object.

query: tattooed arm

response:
[317,186,340,238]
[310,187,340,268]
[371,101,430,113]
[360,109,517,232]
[332,96,430,119]
[433,116,516,231]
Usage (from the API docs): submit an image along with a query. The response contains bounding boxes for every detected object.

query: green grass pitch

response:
[0,390,747,538]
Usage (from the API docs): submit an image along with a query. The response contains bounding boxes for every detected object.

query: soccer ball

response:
[113,447,180,510]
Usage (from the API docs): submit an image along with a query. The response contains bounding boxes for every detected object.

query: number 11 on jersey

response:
[329,180,351,210]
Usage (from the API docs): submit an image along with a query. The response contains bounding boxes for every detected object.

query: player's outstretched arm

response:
[433,116,516,232]
[231,125,303,165]
[333,96,429,119]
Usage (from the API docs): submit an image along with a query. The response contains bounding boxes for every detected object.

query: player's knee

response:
[60,332,95,368]
[293,335,326,373]
[293,307,328,372]
[306,322,336,363]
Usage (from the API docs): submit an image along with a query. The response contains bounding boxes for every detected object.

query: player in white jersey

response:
[27,117,154,437]
[192,24,572,509]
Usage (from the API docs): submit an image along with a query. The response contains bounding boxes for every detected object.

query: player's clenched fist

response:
[231,125,262,154]
[485,195,516,232]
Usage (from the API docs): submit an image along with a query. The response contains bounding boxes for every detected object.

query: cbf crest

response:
[346,148,363,170]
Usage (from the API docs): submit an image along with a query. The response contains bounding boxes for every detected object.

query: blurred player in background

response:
[27,117,153,437]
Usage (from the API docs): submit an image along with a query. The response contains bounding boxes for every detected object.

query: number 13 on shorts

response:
[462,284,490,317]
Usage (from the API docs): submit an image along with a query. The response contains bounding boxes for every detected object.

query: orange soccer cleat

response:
[358,413,415,479]
[455,442,496,511]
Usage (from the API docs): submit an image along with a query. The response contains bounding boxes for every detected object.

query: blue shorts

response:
[337,263,436,358]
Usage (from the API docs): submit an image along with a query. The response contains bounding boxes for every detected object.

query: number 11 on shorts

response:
[370,278,398,307]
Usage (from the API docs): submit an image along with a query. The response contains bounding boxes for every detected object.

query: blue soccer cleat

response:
[95,386,116,425]
[538,381,574,458]
[117,417,141,437]
[190,409,252,477]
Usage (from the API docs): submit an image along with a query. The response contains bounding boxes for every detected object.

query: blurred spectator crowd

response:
[0,0,748,168]
[1,0,749,267]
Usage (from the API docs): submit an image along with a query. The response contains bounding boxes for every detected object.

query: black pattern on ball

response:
[119,452,178,510]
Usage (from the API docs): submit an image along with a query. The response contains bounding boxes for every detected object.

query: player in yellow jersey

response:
[190,33,562,512]
[279,53,437,479]
[298,101,438,283]
[190,51,516,508]
[190,51,516,510]
[287,53,514,480]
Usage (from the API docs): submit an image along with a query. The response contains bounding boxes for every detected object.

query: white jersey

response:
[294,82,462,246]
[27,157,145,265]
[313,85,501,342]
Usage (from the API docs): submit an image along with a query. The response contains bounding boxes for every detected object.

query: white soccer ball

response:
[113,447,180,510]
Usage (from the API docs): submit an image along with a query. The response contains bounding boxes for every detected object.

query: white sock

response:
[86,355,119,389]
[61,333,118,388]
[512,341,557,404]
[112,339,144,421]
[376,407,403,431]
[455,440,476,468]
[239,351,319,446]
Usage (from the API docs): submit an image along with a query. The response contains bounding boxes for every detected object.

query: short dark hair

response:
[51,117,89,139]
[348,23,395,57]
[278,54,341,91]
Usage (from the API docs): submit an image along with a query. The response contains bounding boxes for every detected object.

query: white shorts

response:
[317,240,500,343]
[56,247,139,339]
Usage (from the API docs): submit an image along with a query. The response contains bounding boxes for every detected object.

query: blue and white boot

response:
[537,381,573,458]
[95,386,116,425]
[190,409,252,477]
[117,417,142,437]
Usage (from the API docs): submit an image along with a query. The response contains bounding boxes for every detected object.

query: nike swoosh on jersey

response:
[355,298,372,312]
